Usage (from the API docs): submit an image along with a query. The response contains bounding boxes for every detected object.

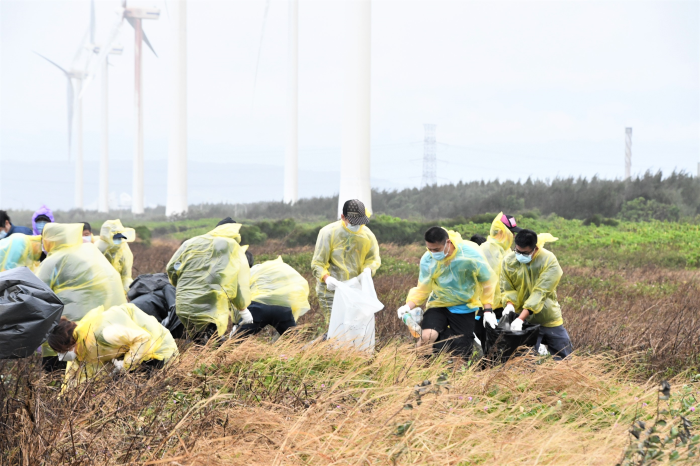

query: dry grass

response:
[5,334,697,465]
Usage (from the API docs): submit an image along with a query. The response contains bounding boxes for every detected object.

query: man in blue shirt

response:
[0,211,33,239]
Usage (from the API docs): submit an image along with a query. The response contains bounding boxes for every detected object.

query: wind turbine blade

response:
[90,0,96,44]
[251,0,271,110]
[81,16,125,96]
[126,17,158,57]
[34,51,70,75]
[67,77,74,161]
[72,28,90,68]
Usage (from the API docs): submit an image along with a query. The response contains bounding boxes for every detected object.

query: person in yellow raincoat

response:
[95,219,135,294]
[398,227,496,357]
[36,223,126,371]
[238,251,310,337]
[166,218,251,341]
[46,303,178,388]
[311,199,381,323]
[0,233,43,272]
[501,228,572,360]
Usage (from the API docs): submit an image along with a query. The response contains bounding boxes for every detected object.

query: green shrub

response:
[286,225,323,247]
[620,197,681,222]
[240,225,267,245]
[133,226,152,246]
[583,214,619,227]
[468,213,498,224]
[255,218,297,239]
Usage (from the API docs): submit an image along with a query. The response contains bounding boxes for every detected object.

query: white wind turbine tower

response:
[87,1,160,214]
[337,0,372,217]
[284,0,299,204]
[166,0,188,216]
[82,0,124,213]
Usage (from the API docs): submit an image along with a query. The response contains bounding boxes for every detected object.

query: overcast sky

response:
[1,0,698,210]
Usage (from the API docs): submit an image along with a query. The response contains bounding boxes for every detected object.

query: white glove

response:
[325,276,341,291]
[239,308,254,325]
[112,359,125,375]
[397,304,411,320]
[510,318,524,332]
[502,303,515,317]
[363,267,372,275]
[482,310,498,329]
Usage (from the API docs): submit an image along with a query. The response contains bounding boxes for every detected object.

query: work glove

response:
[502,303,515,317]
[482,310,498,329]
[325,276,341,291]
[510,318,524,332]
[239,308,254,325]
[112,359,125,375]
[397,304,411,320]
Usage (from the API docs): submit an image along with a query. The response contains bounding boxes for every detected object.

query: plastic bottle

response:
[402,308,423,338]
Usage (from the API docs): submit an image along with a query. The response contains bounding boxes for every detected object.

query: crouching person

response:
[398,227,496,358]
[47,304,178,388]
[237,252,310,337]
[167,218,252,343]
[501,229,573,360]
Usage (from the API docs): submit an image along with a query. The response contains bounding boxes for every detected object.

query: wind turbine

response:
[35,46,88,209]
[83,0,124,213]
[86,1,160,215]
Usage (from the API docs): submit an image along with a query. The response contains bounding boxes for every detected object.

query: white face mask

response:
[0,231,6,240]
[82,236,92,243]
[346,224,361,232]
[57,350,77,362]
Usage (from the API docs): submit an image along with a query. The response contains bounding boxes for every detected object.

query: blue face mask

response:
[35,222,47,234]
[515,252,533,264]
[346,224,361,233]
[113,238,123,246]
[430,242,449,261]
[0,230,6,240]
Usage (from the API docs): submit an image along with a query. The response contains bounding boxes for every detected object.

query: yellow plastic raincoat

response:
[407,230,496,310]
[166,223,251,337]
[95,219,135,293]
[479,212,514,309]
[0,234,43,272]
[37,223,127,356]
[311,220,381,316]
[64,303,178,387]
[250,256,311,320]
[500,247,564,327]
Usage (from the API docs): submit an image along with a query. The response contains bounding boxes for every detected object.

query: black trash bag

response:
[0,267,63,359]
[483,312,540,363]
[128,273,183,338]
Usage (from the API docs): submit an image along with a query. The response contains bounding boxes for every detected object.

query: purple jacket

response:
[32,205,54,235]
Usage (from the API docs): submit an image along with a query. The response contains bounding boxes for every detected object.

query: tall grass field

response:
[2,216,700,464]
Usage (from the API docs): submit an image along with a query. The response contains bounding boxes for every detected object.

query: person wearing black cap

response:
[311,199,381,322]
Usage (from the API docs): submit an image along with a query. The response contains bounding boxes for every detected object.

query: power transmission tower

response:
[625,127,632,180]
[422,124,436,187]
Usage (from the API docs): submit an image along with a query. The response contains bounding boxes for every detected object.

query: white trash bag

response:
[327,269,384,352]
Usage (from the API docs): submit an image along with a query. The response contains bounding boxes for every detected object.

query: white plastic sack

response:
[327,269,384,352]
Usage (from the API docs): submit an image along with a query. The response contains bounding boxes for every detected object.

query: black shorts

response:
[422,307,477,357]
[238,301,297,336]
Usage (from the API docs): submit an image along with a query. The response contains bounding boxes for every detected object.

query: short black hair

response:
[424,227,448,244]
[470,234,487,246]
[216,217,236,227]
[83,222,92,233]
[0,211,10,226]
[514,229,538,250]
[245,250,254,268]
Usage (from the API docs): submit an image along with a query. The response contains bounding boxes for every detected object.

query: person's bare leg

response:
[417,329,438,349]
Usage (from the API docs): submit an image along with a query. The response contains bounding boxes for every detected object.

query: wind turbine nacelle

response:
[125,7,160,20]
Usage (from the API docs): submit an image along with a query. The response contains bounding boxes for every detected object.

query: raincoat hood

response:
[42,223,82,254]
[487,211,514,251]
[209,223,242,242]
[536,233,558,250]
[98,219,136,251]
[0,234,43,273]
[32,205,55,235]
